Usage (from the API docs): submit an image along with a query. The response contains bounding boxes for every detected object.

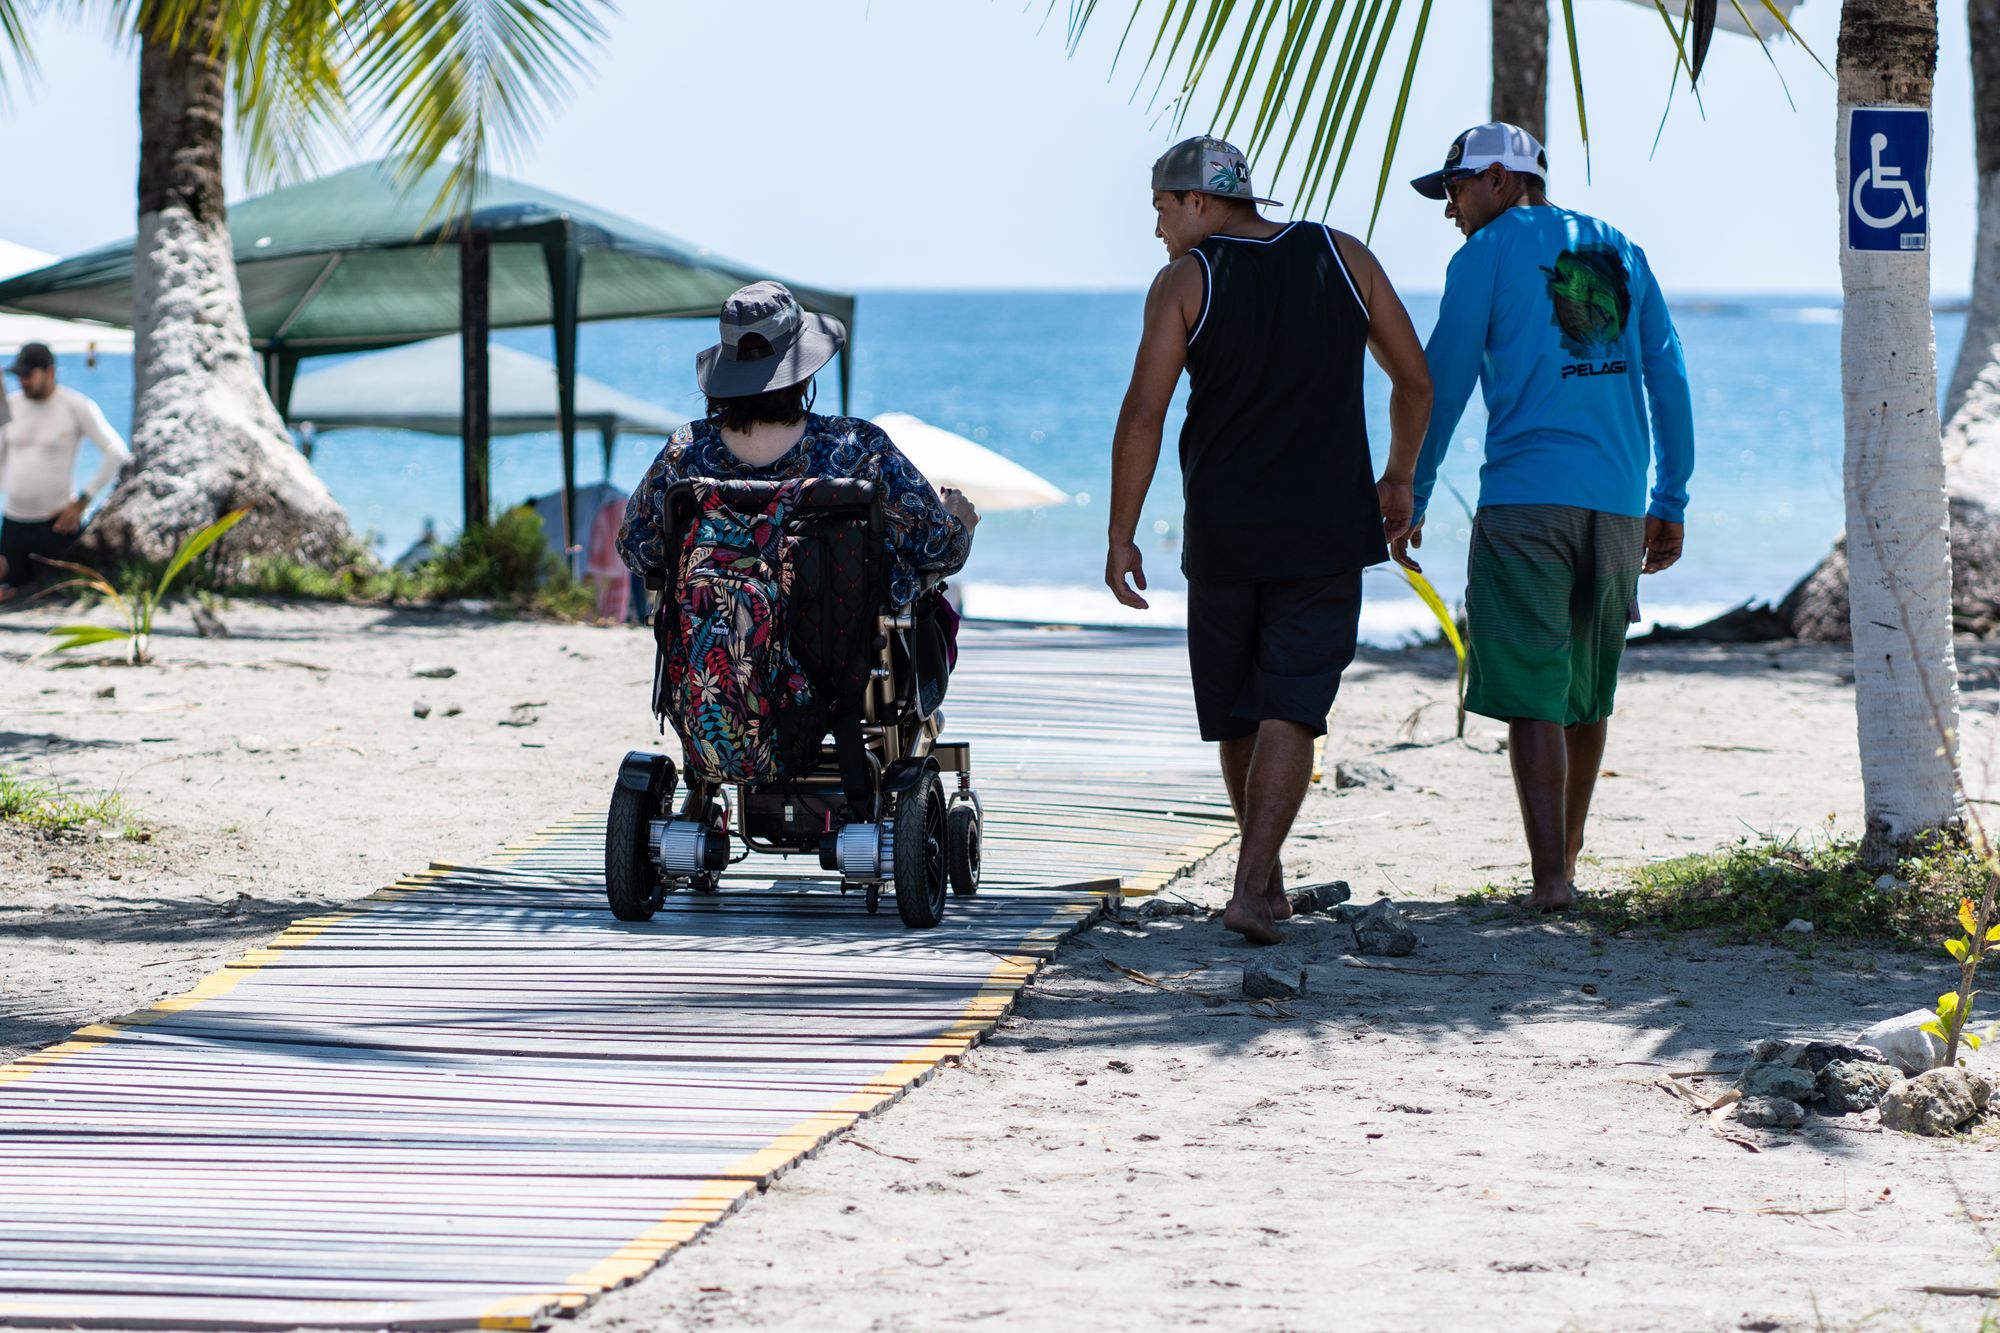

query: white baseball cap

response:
[1410,123,1549,200]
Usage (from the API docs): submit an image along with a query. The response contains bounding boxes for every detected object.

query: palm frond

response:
[1757,0,1826,75]
[1556,0,1589,181]
[1064,0,1811,229]
[0,0,34,96]
[224,0,353,191]
[43,624,136,654]
[158,506,250,598]
[344,0,614,222]
[1068,0,1512,230]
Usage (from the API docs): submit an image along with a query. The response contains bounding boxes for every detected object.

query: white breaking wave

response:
[961,582,1731,648]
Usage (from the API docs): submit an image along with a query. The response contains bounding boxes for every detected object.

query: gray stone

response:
[1748,1038,1812,1069]
[1817,1059,1900,1114]
[1855,1009,1948,1076]
[1781,918,1814,935]
[1289,881,1352,916]
[412,701,432,719]
[1349,899,1419,957]
[1879,1068,1992,1136]
[414,665,458,679]
[191,603,229,639]
[1803,1041,1886,1073]
[1334,760,1395,791]
[1735,1061,1818,1104]
[1242,954,1306,1000]
[1735,1096,1805,1129]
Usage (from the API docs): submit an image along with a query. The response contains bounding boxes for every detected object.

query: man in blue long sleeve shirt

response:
[1402,123,1695,911]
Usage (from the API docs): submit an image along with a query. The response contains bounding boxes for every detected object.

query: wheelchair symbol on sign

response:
[1852,132,1925,229]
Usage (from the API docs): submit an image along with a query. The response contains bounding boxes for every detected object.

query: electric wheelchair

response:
[605,477,984,929]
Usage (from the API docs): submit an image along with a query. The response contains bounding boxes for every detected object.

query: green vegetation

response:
[229,509,596,621]
[43,510,250,664]
[0,770,142,841]
[36,508,601,627]
[1461,830,1984,948]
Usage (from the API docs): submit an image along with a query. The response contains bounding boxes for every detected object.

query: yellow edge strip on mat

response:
[480,819,1239,1329]
[0,826,568,1092]
[0,805,1232,1331]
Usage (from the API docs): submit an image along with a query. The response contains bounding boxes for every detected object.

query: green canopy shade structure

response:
[0,158,855,550]
[287,336,687,473]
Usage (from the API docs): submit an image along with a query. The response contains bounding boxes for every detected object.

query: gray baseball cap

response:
[1410,122,1549,200]
[695,281,847,398]
[1151,136,1283,208]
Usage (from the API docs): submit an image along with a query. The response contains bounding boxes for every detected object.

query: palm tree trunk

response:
[81,2,353,570]
[1838,0,1963,862]
[1490,0,1548,141]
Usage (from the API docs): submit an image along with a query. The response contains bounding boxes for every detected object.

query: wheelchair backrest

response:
[658,478,887,707]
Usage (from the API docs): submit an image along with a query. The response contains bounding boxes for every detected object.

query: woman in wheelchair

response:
[606,281,984,930]
[618,280,977,614]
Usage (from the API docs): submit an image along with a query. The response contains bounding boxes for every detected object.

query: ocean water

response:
[34,291,1968,644]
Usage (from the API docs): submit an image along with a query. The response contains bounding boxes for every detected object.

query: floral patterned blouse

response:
[618,414,972,608]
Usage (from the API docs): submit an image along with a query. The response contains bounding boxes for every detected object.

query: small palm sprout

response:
[40,509,250,665]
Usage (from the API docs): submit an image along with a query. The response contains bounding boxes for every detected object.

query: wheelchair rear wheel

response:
[947,802,981,896]
[893,771,948,928]
[605,782,660,922]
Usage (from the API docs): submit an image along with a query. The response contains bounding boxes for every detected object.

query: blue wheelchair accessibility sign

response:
[1848,107,1930,252]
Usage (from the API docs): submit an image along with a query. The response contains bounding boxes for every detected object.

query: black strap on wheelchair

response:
[831,699,874,812]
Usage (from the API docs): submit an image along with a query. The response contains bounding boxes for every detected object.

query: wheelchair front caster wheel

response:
[947,802,981,897]
[893,771,949,929]
[865,883,881,914]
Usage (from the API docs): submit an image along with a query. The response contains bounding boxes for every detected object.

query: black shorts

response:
[1186,571,1363,743]
[0,517,68,592]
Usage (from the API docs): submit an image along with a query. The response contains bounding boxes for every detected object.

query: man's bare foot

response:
[1264,883,1294,922]
[1527,882,1576,912]
[1222,901,1284,946]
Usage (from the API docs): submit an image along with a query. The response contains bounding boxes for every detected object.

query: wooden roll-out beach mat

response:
[0,625,1233,1330]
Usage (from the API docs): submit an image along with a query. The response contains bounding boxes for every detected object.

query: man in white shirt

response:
[0,343,130,600]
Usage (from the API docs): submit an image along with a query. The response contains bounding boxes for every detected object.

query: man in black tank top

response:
[1106,136,1435,946]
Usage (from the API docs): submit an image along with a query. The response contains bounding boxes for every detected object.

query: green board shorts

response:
[1464,504,1644,726]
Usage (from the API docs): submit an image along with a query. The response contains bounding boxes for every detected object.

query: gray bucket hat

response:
[696,281,847,398]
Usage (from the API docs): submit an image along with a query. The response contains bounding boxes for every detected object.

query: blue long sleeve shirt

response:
[1413,206,1695,527]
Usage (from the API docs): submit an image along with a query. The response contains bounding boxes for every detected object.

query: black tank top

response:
[1178,221,1387,582]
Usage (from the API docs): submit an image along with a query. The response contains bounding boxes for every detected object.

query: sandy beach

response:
[2,600,1996,1331]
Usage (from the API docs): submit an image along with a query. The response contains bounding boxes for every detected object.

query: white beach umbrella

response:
[874,412,1069,513]
[0,241,133,357]
[1606,0,1803,40]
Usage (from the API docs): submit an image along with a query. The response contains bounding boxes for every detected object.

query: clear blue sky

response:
[0,0,1978,296]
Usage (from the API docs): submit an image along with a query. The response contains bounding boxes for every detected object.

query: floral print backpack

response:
[658,479,821,783]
